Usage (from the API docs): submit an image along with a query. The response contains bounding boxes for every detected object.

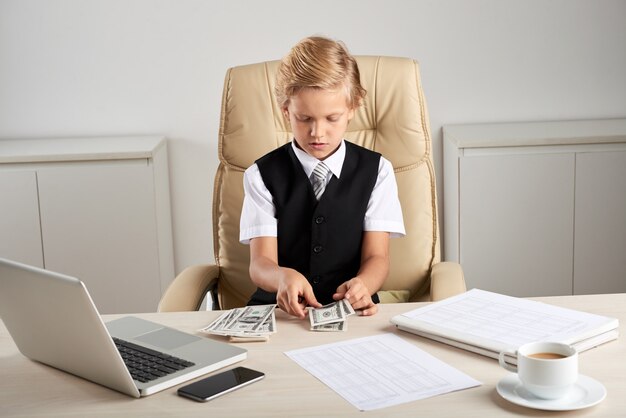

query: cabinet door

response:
[460,153,574,297]
[0,171,44,267]
[574,150,626,294]
[37,160,161,314]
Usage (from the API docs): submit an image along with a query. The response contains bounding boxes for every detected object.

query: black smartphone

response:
[177,367,265,402]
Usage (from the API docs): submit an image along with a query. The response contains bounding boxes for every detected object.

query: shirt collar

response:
[290,140,345,179]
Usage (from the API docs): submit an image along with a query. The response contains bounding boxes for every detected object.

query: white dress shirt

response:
[240,140,406,244]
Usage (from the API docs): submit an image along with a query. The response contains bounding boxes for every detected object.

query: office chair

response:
[158,56,466,312]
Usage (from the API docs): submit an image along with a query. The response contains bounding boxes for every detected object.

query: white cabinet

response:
[443,119,626,297]
[0,136,174,314]
[574,150,626,294]
[0,171,43,268]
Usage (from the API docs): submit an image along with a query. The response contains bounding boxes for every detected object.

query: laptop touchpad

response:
[135,328,199,350]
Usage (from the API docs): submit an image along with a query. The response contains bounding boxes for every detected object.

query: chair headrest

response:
[219,56,431,171]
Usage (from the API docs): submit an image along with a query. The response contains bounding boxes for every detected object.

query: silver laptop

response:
[0,257,247,397]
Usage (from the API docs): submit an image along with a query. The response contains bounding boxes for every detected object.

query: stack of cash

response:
[200,304,276,342]
[308,299,355,331]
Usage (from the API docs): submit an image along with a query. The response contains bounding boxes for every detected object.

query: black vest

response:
[248,141,381,305]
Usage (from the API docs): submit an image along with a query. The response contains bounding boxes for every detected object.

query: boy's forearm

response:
[356,254,389,294]
[249,256,281,293]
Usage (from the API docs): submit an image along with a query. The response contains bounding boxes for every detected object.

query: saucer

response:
[496,374,606,411]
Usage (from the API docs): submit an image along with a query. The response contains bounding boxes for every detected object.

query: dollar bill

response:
[339,298,356,317]
[309,299,355,330]
[309,301,345,327]
[223,305,276,334]
[229,335,270,342]
[203,309,238,335]
[200,304,277,340]
[311,321,347,332]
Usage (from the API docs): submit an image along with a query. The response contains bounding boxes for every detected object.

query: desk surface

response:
[1,294,625,417]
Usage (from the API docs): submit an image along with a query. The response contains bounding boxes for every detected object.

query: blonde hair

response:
[275,36,366,110]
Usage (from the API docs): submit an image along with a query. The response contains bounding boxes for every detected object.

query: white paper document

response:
[285,333,481,411]
[391,289,619,360]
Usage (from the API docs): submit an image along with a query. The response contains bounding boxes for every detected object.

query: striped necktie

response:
[312,162,330,200]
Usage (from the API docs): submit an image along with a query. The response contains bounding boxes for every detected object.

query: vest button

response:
[312,276,321,284]
[315,216,325,224]
[313,245,323,254]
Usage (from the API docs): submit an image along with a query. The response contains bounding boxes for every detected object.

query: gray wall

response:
[1,0,625,274]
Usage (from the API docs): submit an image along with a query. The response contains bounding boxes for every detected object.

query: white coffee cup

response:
[498,341,578,399]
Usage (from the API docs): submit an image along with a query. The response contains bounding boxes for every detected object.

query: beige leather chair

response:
[158,56,466,312]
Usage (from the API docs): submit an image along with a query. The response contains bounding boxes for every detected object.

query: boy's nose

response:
[311,121,326,139]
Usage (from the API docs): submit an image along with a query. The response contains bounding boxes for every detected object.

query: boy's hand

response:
[276,268,322,319]
[333,277,378,316]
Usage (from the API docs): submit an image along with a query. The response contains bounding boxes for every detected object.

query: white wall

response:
[1,0,625,274]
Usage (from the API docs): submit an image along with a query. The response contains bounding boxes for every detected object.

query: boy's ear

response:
[347,107,355,121]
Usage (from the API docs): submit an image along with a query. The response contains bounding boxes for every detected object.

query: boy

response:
[239,36,405,319]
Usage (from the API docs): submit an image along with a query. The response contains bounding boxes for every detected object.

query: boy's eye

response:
[294,115,340,122]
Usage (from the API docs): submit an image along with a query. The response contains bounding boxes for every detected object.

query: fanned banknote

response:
[200,304,276,341]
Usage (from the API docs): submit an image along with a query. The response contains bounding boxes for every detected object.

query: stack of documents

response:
[200,305,276,342]
[391,289,619,362]
[309,299,355,331]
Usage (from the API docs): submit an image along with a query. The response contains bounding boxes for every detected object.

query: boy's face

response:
[284,87,355,161]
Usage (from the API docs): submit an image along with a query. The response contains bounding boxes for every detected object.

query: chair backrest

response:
[213,56,440,309]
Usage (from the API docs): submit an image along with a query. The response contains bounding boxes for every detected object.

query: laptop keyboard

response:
[113,337,196,383]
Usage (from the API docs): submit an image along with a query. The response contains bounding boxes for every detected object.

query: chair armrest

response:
[377,289,411,304]
[158,264,220,312]
[430,261,466,301]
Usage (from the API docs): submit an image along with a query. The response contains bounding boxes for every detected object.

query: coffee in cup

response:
[498,341,578,399]
[528,352,567,360]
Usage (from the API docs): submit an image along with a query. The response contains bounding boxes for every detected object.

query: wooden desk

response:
[1,294,624,417]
